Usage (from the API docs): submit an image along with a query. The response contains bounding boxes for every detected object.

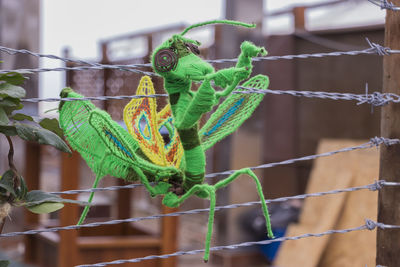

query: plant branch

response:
[6,136,16,173]
[6,136,19,193]
[0,218,5,234]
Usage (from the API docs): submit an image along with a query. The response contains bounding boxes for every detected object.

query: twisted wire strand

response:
[75,219,400,266]
[22,94,169,103]
[237,85,400,107]
[50,183,145,195]
[0,45,151,68]
[20,84,400,108]
[368,0,400,10]
[1,181,399,239]
[206,137,400,178]
[1,39,399,74]
[51,137,398,195]
[0,64,156,76]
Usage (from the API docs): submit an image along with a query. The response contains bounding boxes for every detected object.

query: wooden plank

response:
[275,139,372,267]
[78,236,161,249]
[319,146,378,266]
[293,6,306,30]
[58,151,80,267]
[377,2,400,265]
[24,142,41,264]
[160,206,178,267]
[117,179,131,220]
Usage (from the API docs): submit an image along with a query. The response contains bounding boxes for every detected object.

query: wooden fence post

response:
[376,2,400,266]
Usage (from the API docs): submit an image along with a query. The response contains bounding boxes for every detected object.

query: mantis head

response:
[151,20,256,88]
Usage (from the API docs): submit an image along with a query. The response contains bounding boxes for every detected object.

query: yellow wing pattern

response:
[123,76,183,168]
[157,104,184,168]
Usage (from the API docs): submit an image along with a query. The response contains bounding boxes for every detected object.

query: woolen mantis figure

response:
[59,20,274,262]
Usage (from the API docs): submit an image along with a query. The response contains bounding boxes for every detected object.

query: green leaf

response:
[0,125,17,136]
[0,72,27,85]
[0,170,16,197]
[24,190,87,207]
[15,175,28,200]
[39,118,64,138]
[0,83,26,98]
[25,190,61,204]
[15,123,36,140]
[0,260,10,267]
[15,123,71,153]
[0,97,23,114]
[11,113,33,122]
[26,202,64,214]
[0,108,9,125]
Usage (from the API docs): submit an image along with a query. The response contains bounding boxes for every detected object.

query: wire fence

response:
[49,137,397,195]
[1,12,400,266]
[20,84,400,109]
[2,180,399,239]
[0,136,394,266]
[0,39,399,75]
[76,219,400,266]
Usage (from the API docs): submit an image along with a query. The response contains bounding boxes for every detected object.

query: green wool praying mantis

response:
[59,20,274,262]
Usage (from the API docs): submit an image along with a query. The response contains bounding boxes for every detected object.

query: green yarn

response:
[200,74,270,151]
[77,173,101,225]
[177,126,200,150]
[59,20,274,262]
[214,168,274,238]
[151,29,272,261]
[180,20,255,36]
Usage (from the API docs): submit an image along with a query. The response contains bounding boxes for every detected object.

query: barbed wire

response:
[50,183,145,195]
[75,219,400,266]
[1,180,399,239]
[20,85,400,108]
[22,94,168,103]
[51,137,398,195]
[0,39,399,74]
[368,0,400,10]
[0,65,155,76]
[206,137,399,178]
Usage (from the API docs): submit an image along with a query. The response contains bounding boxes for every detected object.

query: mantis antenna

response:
[180,19,256,36]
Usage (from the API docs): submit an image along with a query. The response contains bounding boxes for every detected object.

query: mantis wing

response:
[199,74,269,151]
[157,104,184,168]
[59,88,141,179]
[124,76,184,168]
[124,76,167,166]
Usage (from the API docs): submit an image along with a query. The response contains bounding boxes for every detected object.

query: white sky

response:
[39,0,385,113]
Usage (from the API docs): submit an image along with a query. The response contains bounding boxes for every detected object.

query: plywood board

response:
[319,146,378,267]
[275,139,378,267]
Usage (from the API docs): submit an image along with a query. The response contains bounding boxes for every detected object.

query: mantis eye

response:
[185,43,200,55]
[154,48,178,73]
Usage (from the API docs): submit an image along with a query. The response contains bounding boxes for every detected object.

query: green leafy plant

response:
[0,71,85,233]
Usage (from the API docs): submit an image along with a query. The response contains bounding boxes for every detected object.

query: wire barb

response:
[368,0,400,10]
[366,38,390,56]
[370,136,400,147]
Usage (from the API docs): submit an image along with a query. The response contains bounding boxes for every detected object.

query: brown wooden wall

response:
[260,25,384,198]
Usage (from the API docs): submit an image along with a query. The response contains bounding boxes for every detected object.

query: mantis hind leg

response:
[77,173,102,225]
[214,168,274,238]
[77,150,111,225]
[161,184,215,262]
